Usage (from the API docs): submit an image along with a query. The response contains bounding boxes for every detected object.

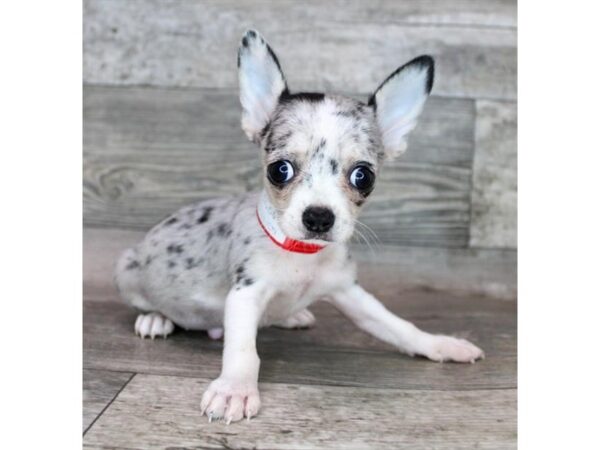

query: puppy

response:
[115,29,484,424]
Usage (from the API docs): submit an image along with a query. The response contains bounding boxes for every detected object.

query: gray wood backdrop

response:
[83,0,517,252]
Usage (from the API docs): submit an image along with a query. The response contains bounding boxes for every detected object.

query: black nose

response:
[302,206,335,233]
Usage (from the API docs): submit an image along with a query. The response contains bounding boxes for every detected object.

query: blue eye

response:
[267,160,295,186]
[349,165,375,193]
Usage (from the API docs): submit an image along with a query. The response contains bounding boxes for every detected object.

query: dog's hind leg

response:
[115,248,154,308]
[273,309,316,329]
[115,248,176,339]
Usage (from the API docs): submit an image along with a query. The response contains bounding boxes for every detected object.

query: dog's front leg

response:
[328,284,484,363]
[200,283,271,423]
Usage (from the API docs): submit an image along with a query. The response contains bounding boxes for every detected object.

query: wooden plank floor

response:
[83,257,517,448]
[83,2,517,444]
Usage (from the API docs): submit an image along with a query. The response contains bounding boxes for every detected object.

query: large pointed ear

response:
[368,55,434,159]
[238,30,288,143]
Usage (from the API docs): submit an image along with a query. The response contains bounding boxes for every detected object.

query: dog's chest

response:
[280,265,321,299]
[257,246,354,322]
[262,268,324,323]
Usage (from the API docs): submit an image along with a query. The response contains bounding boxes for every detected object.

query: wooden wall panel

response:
[470,100,517,248]
[84,86,475,247]
[83,0,516,100]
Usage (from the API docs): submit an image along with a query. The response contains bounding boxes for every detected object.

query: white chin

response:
[304,236,333,244]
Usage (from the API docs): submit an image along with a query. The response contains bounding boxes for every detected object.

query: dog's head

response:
[238,30,433,244]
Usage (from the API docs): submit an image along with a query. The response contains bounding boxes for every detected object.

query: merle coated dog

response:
[115,30,484,424]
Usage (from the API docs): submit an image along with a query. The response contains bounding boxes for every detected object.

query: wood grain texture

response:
[83,369,133,433]
[83,373,517,450]
[83,296,516,390]
[84,86,475,247]
[85,290,517,356]
[83,0,516,100]
[470,100,517,248]
[83,227,517,300]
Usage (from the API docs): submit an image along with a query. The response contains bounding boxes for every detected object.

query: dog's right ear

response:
[368,56,434,159]
[238,30,288,143]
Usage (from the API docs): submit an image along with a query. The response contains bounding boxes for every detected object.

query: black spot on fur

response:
[167,243,184,254]
[235,264,253,285]
[336,109,361,120]
[185,257,203,270]
[354,199,365,207]
[330,159,339,174]
[235,276,254,288]
[276,131,293,147]
[304,173,313,187]
[167,260,176,269]
[311,138,327,160]
[197,207,214,224]
[259,122,271,141]
[164,217,178,226]
[243,237,251,245]
[216,223,232,237]
[144,255,154,266]
[264,135,276,153]
[125,260,140,270]
[265,129,293,153]
[279,91,325,104]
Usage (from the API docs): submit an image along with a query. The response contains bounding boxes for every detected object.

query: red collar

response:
[256,193,326,254]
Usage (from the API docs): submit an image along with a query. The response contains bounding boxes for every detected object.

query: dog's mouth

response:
[302,231,335,243]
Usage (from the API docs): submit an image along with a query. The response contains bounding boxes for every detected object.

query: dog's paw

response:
[200,377,261,424]
[419,335,484,363]
[275,309,316,329]
[134,312,175,339]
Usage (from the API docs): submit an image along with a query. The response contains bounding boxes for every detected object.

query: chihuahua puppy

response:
[115,30,483,424]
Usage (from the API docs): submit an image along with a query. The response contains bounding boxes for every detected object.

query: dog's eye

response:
[349,165,375,193]
[267,160,295,186]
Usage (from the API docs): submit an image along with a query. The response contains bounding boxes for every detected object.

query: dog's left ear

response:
[368,56,434,159]
[238,30,288,143]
